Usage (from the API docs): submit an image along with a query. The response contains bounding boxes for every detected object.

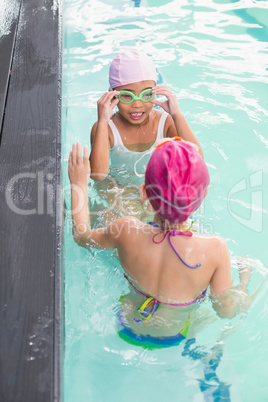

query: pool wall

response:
[0,0,62,401]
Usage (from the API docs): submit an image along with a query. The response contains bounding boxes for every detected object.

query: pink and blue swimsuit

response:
[117,222,207,348]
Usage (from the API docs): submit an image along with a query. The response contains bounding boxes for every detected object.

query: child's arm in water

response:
[209,240,259,318]
[69,142,127,248]
[69,144,259,318]
[89,91,119,181]
[152,86,203,158]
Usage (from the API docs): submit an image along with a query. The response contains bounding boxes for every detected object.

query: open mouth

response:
[129,112,145,120]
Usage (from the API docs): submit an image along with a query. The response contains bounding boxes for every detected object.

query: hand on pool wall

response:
[68,142,122,250]
[69,143,92,238]
[68,143,91,186]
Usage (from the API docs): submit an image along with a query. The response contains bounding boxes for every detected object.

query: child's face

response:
[115,80,155,125]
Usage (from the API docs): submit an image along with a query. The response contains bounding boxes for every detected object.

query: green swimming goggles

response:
[118,88,155,104]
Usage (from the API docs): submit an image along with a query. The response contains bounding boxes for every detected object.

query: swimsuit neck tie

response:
[152,230,201,269]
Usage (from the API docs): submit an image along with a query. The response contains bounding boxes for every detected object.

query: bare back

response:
[113,218,232,304]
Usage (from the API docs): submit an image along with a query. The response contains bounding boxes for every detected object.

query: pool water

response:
[62,0,268,401]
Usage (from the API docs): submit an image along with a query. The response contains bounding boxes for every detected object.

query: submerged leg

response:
[182,338,231,401]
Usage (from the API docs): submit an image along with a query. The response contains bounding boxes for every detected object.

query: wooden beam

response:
[0,0,22,141]
[0,0,62,401]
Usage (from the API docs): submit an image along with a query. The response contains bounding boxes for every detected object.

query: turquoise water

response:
[62,0,268,400]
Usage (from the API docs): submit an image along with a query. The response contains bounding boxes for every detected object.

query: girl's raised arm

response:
[69,142,124,249]
[89,91,119,180]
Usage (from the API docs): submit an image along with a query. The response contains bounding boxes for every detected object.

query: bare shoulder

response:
[153,109,169,120]
[209,235,229,254]
[90,120,114,146]
[110,111,123,128]
[152,109,165,117]
[194,233,230,263]
[194,233,227,246]
[164,113,177,137]
[107,216,144,241]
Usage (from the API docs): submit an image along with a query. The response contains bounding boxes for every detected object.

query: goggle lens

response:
[118,89,155,104]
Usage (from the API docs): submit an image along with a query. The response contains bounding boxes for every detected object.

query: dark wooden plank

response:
[0,0,62,401]
[0,0,22,139]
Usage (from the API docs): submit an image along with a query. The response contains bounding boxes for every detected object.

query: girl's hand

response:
[97,90,119,123]
[68,143,91,186]
[152,86,181,117]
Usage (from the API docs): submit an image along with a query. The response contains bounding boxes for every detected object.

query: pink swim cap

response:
[145,140,210,223]
[109,49,157,89]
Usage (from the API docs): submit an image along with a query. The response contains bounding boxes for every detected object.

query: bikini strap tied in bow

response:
[152,229,201,269]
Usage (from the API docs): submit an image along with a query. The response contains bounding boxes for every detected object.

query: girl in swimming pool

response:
[89,49,204,225]
[68,139,259,347]
[89,48,203,183]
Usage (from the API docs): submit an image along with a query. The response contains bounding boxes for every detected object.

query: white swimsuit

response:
[109,112,168,186]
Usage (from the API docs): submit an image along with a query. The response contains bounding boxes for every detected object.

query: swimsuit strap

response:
[123,274,159,323]
[148,220,197,233]
[124,273,206,307]
[124,274,148,298]
[148,222,201,269]
[147,221,166,230]
[156,112,169,140]
[109,120,124,146]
